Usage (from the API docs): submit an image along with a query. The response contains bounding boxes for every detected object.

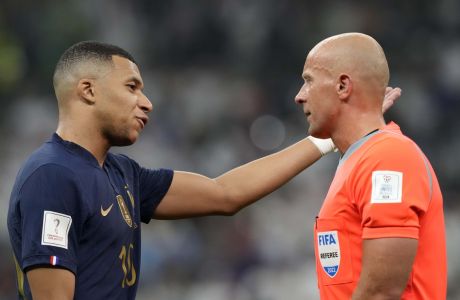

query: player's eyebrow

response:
[127,76,144,90]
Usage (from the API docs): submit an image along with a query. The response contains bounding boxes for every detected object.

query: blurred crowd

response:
[1,0,459,299]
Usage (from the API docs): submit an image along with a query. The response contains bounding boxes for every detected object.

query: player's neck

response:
[56,122,109,167]
[332,112,385,154]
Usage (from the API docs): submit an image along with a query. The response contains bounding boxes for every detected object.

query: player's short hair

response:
[53,41,137,89]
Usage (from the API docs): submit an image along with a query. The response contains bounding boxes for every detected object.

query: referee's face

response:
[95,55,153,146]
[295,53,339,139]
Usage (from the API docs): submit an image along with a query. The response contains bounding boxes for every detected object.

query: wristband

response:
[307,136,337,156]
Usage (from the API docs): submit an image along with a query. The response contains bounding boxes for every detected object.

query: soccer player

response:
[295,33,446,299]
[7,41,399,300]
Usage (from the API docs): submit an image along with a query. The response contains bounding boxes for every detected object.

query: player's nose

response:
[139,92,153,113]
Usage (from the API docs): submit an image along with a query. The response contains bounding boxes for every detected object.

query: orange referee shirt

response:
[314,122,446,299]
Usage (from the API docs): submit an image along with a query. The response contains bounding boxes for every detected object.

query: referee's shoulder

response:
[365,131,426,161]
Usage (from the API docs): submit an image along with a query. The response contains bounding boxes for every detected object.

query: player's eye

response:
[127,84,136,91]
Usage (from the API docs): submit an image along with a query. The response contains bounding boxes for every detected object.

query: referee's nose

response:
[295,83,308,105]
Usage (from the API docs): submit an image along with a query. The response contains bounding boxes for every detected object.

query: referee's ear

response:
[77,78,96,105]
[336,74,352,101]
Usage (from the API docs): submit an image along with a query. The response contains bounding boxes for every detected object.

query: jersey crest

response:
[116,195,133,227]
[317,230,341,278]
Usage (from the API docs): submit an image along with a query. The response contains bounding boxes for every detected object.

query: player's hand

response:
[382,87,402,113]
[307,136,336,156]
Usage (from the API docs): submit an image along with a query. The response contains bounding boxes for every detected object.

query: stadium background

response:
[1,1,459,299]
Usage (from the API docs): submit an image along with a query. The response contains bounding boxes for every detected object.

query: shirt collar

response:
[337,122,401,168]
[51,133,101,168]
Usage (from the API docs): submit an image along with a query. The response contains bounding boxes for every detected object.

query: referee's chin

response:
[308,126,330,140]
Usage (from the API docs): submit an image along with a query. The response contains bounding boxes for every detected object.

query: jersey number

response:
[119,243,137,288]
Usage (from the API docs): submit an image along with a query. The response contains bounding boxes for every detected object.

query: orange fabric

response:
[314,122,446,299]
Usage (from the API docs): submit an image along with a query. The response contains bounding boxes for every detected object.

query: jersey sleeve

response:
[18,164,85,274]
[138,166,174,223]
[111,154,174,224]
[348,137,432,240]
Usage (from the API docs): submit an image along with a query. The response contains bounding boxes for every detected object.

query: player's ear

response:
[77,78,97,105]
[336,74,352,100]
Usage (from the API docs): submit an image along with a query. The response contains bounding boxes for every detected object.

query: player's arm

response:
[154,137,324,219]
[351,237,417,300]
[154,86,401,219]
[16,164,81,299]
[27,267,75,300]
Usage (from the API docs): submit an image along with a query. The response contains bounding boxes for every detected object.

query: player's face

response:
[294,54,339,139]
[95,55,153,146]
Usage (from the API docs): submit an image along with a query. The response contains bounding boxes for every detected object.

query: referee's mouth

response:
[136,116,149,128]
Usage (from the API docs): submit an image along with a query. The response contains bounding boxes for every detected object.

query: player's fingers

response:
[382,87,402,113]
[382,99,393,113]
[388,87,402,103]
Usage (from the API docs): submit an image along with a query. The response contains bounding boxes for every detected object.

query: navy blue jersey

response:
[7,133,173,299]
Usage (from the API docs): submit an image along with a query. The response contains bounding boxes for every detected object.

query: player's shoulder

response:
[106,152,142,175]
[20,140,73,173]
[108,152,133,162]
[107,153,174,183]
[12,160,79,201]
[15,137,89,189]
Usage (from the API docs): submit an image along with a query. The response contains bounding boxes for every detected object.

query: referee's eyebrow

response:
[302,72,312,82]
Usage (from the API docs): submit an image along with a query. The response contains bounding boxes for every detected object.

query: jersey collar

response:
[337,122,401,168]
[51,133,101,168]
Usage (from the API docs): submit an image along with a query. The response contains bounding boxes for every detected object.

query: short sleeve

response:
[110,154,174,224]
[18,164,84,274]
[138,167,174,223]
[349,137,431,240]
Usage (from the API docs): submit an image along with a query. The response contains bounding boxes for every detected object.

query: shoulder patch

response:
[371,171,403,203]
[41,211,72,249]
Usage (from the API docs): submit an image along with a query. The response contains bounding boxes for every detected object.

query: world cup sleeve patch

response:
[317,231,341,278]
[371,171,403,203]
[41,211,72,249]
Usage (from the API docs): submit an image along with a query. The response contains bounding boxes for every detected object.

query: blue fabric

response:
[8,133,173,299]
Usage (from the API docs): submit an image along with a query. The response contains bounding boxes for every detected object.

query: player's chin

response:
[126,131,140,145]
[111,132,139,147]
